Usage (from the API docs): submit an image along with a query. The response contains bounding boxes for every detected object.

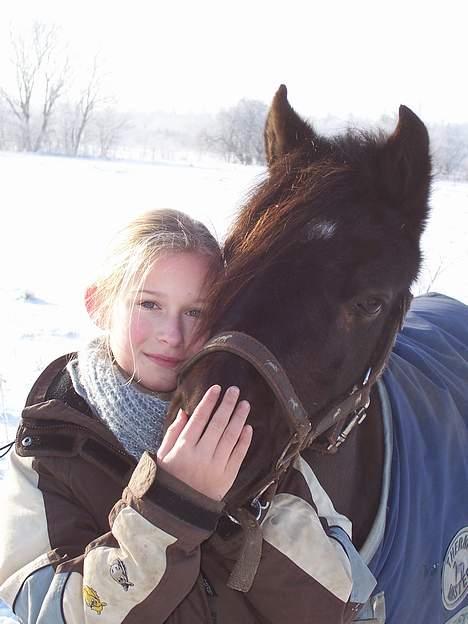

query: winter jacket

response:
[0,355,375,623]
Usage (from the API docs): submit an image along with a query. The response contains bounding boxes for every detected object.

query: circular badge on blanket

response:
[442,527,468,610]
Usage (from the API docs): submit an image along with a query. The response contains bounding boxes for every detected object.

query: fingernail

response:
[228,386,240,396]
[211,385,222,394]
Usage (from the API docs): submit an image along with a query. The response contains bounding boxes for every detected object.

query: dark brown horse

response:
[173,83,429,538]
[169,86,468,621]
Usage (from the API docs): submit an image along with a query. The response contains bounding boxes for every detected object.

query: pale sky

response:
[0,0,467,123]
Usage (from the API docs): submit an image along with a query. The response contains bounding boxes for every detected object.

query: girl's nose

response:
[157,315,184,347]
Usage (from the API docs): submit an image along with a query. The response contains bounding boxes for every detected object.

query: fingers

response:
[157,409,188,461]
[155,386,253,502]
[197,386,241,451]
[180,385,222,444]
[213,399,251,460]
[225,424,253,484]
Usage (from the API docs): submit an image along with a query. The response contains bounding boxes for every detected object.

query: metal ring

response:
[250,498,270,522]
[21,436,33,447]
[226,498,271,526]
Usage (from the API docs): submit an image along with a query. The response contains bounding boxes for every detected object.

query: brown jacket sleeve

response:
[0,449,222,623]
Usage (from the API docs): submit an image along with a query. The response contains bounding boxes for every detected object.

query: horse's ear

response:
[381,105,431,204]
[264,84,319,167]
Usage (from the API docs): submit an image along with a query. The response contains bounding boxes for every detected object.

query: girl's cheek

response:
[129,313,153,344]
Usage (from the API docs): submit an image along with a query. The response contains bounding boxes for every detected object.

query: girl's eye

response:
[139,301,160,310]
[186,309,202,318]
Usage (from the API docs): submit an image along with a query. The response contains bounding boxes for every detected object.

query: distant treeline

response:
[1,22,466,177]
[2,98,467,180]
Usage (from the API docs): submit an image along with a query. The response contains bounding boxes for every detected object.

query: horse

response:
[168,85,468,623]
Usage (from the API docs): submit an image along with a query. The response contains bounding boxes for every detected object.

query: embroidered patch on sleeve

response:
[110,558,134,591]
[83,585,108,615]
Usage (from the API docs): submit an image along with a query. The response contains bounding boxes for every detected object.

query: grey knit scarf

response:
[67,339,170,460]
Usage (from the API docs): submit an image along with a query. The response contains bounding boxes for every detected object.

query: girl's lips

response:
[144,353,183,369]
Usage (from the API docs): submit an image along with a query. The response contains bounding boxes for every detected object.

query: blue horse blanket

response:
[363,294,468,623]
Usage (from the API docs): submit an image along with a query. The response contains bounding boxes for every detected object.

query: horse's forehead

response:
[305,219,338,241]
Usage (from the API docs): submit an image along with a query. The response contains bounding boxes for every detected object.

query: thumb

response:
[157,409,188,460]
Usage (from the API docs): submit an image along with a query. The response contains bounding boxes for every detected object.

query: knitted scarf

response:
[67,339,170,460]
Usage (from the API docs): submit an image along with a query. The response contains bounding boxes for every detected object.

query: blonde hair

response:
[88,209,222,331]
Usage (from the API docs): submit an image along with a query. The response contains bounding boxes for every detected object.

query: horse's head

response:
[171,85,431,506]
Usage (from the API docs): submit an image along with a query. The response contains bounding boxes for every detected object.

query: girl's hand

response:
[157,385,253,501]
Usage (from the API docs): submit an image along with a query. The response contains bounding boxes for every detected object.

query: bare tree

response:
[66,57,105,156]
[0,22,69,152]
[33,28,69,152]
[201,112,238,163]
[93,107,131,159]
[202,98,267,164]
[0,101,10,149]
[431,123,468,179]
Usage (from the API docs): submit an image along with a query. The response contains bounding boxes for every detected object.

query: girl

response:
[0,209,253,622]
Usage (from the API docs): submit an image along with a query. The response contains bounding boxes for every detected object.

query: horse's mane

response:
[199,128,387,337]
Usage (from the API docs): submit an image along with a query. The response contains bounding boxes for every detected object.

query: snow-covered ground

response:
[0,151,467,619]
[0,151,467,449]
[0,152,265,446]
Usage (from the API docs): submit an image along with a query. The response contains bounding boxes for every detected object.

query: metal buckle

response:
[327,400,370,451]
[362,367,372,385]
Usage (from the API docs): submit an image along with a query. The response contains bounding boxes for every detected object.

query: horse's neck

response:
[307,387,384,549]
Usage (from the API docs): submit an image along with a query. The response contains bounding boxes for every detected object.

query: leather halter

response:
[177,293,411,592]
[178,293,411,506]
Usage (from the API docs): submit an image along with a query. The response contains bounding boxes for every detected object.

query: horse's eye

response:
[357,297,383,316]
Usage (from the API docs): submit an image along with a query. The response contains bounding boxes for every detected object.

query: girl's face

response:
[109,251,213,392]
